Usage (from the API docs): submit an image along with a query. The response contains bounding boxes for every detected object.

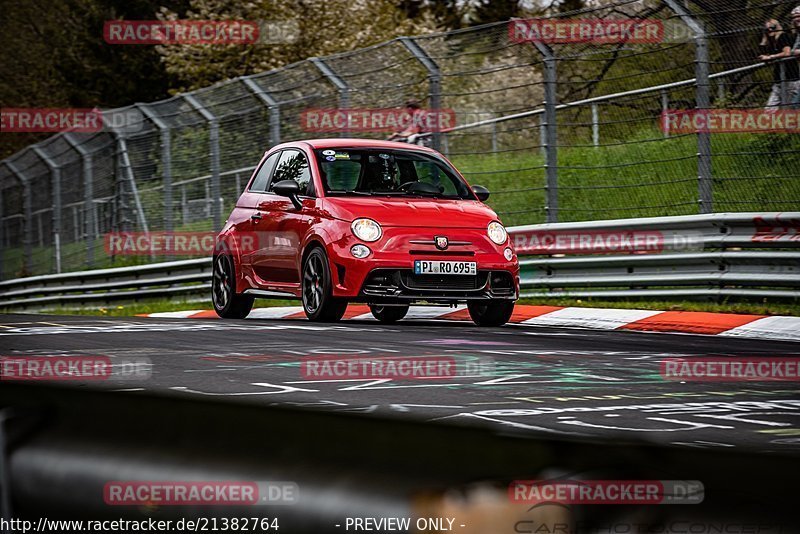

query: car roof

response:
[271,138,437,153]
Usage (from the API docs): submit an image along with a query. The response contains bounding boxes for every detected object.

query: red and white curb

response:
[143,305,800,342]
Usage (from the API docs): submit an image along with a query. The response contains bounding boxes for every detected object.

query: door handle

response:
[251,212,263,221]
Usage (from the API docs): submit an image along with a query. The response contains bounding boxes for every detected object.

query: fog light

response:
[351,244,371,258]
[504,247,514,261]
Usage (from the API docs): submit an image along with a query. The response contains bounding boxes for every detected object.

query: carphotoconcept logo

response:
[300,108,456,133]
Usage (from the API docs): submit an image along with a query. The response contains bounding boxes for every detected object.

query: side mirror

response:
[472,185,490,202]
[273,180,302,209]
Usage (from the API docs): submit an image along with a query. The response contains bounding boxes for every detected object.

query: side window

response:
[249,152,280,192]
[413,160,457,195]
[270,150,313,196]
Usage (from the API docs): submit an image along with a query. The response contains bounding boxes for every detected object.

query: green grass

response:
[518,297,799,317]
[19,296,796,317]
[451,128,800,227]
[29,298,296,317]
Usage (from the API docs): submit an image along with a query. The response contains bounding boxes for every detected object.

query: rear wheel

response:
[302,247,347,322]
[467,300,514,327]
[212,254,254,319]
[369,304,409,323]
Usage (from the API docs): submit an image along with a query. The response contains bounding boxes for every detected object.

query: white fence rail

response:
[1,213,798,310]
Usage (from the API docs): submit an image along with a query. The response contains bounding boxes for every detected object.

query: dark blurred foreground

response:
[0,382,797,533]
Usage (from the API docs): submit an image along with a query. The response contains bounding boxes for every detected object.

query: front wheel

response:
[302,247,347,322]
[467,300,514,327]
[369,304,409,323]
[212,254,254,319]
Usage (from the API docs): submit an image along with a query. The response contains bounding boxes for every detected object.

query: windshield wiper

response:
[326,190,373,196]
[327,190,406,197]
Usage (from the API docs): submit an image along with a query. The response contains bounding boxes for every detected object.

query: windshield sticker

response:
[378,153,390,159]
[334,152,350,160]
[322,149,335,156]
[325,155,336,161]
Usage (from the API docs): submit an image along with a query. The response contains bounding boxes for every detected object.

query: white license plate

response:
[414,260,476,276]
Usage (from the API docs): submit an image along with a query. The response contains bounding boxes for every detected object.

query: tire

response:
[369,304,409,323]
[467,300,514,327]
[302,247,347,322]
[212,254,254,319]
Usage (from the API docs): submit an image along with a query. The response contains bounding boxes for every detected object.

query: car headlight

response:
[351,218,382,242]
[487,221,507,245]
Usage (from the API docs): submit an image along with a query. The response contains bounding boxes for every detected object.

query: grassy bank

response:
[17,296,797,317]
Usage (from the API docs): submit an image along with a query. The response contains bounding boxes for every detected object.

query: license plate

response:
[414,260,476,276]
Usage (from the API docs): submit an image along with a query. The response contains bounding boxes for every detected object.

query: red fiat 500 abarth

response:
[212,139,519,326]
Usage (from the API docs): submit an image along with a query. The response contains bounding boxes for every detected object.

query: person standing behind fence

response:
[790,6,800,109]
[387,99,431,146]
[758,18,800,109]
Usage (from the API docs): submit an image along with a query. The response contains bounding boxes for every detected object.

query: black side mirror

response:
[472,185,490,202]
[273,180,303,209]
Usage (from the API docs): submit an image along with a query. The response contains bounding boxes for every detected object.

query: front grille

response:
[409,250,475,257]
[401,272,484,290]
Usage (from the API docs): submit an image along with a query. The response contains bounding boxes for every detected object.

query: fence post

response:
[114,135,150,237]
[184,94,221,231]
[4,161,32,275]
[310,57,350,137]
[491,113,498,153]
[63,133,96,268]
[399,37,442,151]
[591,104,599,147]
[534,41,558,223]
[661,90,670,138]
[242,77,282,147]
[32,147,62,273]
[665,0,712,214]
[137,104,172,232]
[0,185,4,279]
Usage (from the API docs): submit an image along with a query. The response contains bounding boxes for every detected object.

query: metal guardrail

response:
[0,213,798,310]
[512,212,800,300]
[0,258,210,309]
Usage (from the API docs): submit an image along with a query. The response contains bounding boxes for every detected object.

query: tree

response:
[156,0,437,92]
[0,0,190,160]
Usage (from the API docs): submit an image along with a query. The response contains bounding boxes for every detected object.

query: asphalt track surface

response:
[1,312,799,454]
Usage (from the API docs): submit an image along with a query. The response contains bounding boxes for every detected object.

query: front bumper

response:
[327,226,519,303]
[356,268,517,304]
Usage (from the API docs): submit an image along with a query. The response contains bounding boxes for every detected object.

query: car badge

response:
[435,236,449,250]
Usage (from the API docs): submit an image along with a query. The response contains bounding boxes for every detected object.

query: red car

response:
[212,139,519,326]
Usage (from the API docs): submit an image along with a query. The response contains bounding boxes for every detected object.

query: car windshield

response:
[314,148,473,199]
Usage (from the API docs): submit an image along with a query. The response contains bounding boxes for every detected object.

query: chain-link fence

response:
[2,0,799,279]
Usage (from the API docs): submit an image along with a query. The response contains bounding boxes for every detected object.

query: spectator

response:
[791,6,800,108]
[387,99,431,146]
[758,18,800,109]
